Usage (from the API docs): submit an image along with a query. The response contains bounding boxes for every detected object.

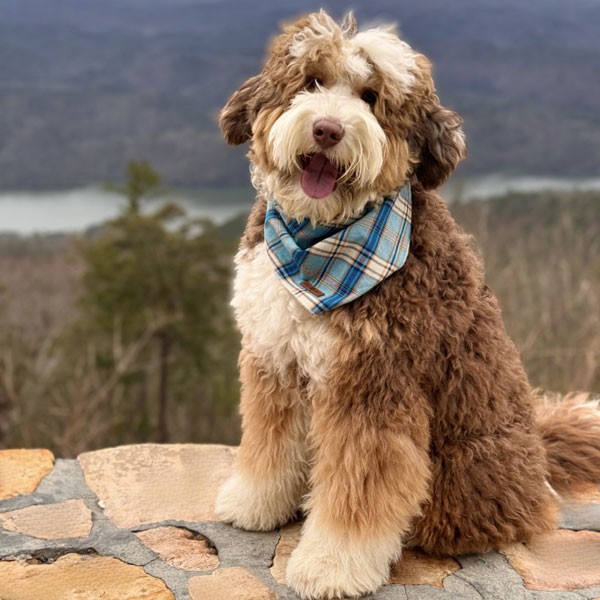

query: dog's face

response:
[219,11,466,224]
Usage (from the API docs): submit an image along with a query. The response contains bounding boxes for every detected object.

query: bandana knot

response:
[264,185,411,315]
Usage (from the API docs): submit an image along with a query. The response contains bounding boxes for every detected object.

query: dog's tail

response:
[535,391,600,493]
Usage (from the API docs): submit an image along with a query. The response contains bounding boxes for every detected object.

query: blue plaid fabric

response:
[264,184,411,315]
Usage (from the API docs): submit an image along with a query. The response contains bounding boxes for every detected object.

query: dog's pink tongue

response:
[301,154,338,199]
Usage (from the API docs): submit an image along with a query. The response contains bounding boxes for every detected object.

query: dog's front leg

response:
[286,382,431,599]
[215,350,309,531]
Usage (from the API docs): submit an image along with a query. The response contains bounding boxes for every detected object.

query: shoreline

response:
[1,176,600,235]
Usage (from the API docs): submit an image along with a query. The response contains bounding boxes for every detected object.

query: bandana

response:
[264,184,411,315]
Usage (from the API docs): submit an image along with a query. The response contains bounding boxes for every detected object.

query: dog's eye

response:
[361,89,377,106]
[305,76,323,91]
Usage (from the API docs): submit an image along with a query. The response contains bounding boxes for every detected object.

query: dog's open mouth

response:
[300,154,340,199]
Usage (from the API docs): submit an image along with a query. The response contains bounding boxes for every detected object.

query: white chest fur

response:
[231,243,336,387]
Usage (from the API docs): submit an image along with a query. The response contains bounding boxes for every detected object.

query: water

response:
[441,175,600,203]
[1,176,600,234]
[0,187,254,235]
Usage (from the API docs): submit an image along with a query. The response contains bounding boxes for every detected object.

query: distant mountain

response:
[1,0,599,189]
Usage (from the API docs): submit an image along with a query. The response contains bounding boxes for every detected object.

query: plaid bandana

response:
[264,184,411,315]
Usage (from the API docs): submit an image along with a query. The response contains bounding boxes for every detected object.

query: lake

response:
[0,187,255,235]
[1,176,600,235]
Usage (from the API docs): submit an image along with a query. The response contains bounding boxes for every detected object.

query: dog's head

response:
[219,10,466,223]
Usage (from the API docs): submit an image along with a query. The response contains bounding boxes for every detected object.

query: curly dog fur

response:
[214,11,600,599]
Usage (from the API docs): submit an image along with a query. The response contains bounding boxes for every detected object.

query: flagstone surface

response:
[389,549,461,587]
[78,444,236,528]
[0,553,174,600]
[0,449,54,499]
[0,498,92,540]
[502,529,600,591]
[135,525,219,571]
[188,567,277,600]
[1,443,599,600]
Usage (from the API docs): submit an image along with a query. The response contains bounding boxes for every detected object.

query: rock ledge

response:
[1,444,599,600]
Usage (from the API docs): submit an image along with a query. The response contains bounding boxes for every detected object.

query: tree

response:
[74,160,238,443]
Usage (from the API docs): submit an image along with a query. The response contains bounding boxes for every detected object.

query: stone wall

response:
[1,444,599,600]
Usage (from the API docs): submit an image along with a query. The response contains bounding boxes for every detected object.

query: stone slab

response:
[135,525,219,571]
[502,529,600,591]
[0,553,174,600]
[189,567,277,600]
[78,444,236,528]
[0,499,92,540]
[390,549,460,587]
[0,449,54,499]
[270,522,302,584]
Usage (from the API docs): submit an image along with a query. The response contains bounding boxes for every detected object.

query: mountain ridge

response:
[1,0,599,189]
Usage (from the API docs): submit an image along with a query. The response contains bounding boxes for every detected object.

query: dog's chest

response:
[231,243,336,385]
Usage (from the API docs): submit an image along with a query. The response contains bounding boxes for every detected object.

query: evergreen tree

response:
[74,160,238,442]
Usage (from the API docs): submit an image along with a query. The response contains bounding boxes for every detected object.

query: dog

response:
[214,11,600,599]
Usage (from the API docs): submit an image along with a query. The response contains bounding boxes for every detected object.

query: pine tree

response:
[75,160,238,442]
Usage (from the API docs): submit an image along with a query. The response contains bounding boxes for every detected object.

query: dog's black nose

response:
[312,119,344,149]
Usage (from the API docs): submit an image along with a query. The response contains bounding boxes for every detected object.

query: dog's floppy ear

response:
[414,103,466,190]
[218,75,264,146]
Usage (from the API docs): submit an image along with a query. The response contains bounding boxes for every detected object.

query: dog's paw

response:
[215,471,297,531]
[285,521,396,599]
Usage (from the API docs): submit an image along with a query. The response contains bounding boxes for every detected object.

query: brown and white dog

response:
[215,11,600,599]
